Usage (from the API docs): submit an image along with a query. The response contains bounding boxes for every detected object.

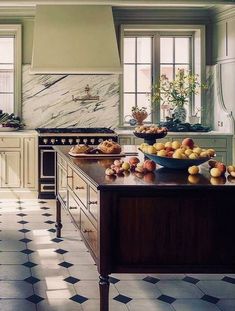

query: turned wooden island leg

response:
[55,198,63,238]
[99,275,110,311]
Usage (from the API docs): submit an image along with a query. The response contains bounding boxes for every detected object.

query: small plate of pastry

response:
[69,140,125,157]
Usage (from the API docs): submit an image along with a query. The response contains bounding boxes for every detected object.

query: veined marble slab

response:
[22,65,119,129]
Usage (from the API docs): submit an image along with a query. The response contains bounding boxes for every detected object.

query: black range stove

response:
[36,127,118,199]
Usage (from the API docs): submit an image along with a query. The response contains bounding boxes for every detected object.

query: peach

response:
[139,143,148,150]
[143,172,155,183]
[182,138,194,149]
[208,160,217,168]
[165,141,172,148]
[128,157,140,167]
[173,152,183,159]
[172,141,181,150]
[200,151,209,158]
[193,147,202,155]
[166,151,174,158]
[188,165,199,175]
[143,160,156,172]
[227,165,235,174]
[153,142,165,151]
[215,162,226,175]
[189,153,199,159]
[210,167,222,178]
[147,146,157,154]
[185,149,193,157]
[207,148,215,157]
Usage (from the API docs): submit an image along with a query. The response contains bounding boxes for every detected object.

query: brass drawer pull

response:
[75,186,85,190]
[88,201,97,205]
[67,176,73,178]
[83,229,92,233]
[69,206,77,209]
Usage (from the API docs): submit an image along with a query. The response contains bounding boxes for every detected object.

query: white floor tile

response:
[37,299,83,311]
[197,281,235,299]
[0,299,36,311]
[0,281,33,298]
[173,299,221,311]
[63,251,95,264]
[217,299,235,311]
[31,265,69,280]
[0,265,31,280]
[0,240,26,251]
[115,280,161,299]
[128,299,174,311]
[68,264,99,280]
[33,280,76,299]
[0,251,28,264]
[82,299,128,311]
[156,280,204,299]
[74,280,119,299]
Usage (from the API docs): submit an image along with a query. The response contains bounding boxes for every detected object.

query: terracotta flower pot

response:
[132,111,148,125]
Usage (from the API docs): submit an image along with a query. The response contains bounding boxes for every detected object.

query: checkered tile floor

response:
[0,199,235,311]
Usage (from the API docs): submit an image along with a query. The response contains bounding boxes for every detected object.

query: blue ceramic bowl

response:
[140,150,211,169]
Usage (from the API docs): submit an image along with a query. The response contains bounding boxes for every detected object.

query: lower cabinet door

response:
[81,209,98,257]
[1,151,21,188]
[24,137,36,188]
[68,191,81,229]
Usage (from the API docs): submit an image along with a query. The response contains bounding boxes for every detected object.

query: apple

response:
[200,151,209,158]
[143,160,156,172]
[140,143,148,150]
[165,146,174,152]
[165,141,172,148]
[114,159,122,167]
[147,146,157,154]
[189,153,199,160]
[207,148,215,157]
[227,165,235,174]
[210,167,222,177]
[173,152,183,159]
[166,151,174,158]
[157,149,167,157]
[105,168,115,176]
[128,157,140,167]
[153,142,165,151]
[172,141,181,150]
[208,160,217,168]
[215,162,226,175]
[193,147,202,155]
[144,172,155,183]
[182,138,194,149]
[188,165,199,175]
[185,149,193,157]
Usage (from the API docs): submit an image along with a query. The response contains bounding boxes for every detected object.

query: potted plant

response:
[152,69,207,123]
[131,106,148,125]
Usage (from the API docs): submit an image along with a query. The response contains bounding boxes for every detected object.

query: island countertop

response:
[54,145,234,190]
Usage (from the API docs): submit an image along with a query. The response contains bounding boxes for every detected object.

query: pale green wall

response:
[0,18,34,64]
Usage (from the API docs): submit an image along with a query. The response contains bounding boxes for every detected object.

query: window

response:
[121,25,205,126]
[0,25,21,116]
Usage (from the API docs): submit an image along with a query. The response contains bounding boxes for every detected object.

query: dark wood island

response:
[54,145,235,311]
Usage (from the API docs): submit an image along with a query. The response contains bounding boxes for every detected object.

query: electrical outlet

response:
[218,121,221,127]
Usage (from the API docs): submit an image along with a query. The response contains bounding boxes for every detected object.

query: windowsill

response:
[116,129,233,136]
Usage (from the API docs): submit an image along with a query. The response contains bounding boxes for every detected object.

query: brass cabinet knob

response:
[88,201,97,205]
[83,229,92,233]
[75,186,84,190]
[69,206,77,209]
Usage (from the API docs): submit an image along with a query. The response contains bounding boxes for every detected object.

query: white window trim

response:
[119,24,206,127]
[0,24,22,117]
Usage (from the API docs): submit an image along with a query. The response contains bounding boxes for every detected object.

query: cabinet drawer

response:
[89,187,98,223]
[68,191,81,229]
[73,172,88,207]
[57,154,67,169]
[0,137,20,148]
[81,209,97,257]
[67,166,73,189]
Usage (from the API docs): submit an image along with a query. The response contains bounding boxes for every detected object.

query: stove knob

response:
[61,138,66,144]
[76,138,80,144]
[90,138,95,145]
[84,138,88,144]
[51,138,56,144]
[98,138,103,143]
[68,138,73,145]
[43,138,48,144]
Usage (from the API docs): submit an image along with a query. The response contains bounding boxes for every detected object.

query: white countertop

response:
[0,129,37,136]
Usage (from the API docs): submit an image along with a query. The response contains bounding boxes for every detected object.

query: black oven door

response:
[40,148,56,179]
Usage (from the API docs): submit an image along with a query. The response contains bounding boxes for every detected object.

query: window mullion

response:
[153,33,160,124]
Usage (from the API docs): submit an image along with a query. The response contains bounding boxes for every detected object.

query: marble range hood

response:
[30,5,122,74]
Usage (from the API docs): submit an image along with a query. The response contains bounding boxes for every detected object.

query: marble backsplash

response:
[22,65,119,129]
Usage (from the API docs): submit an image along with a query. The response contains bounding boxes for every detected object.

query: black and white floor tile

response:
[0,199,235,311]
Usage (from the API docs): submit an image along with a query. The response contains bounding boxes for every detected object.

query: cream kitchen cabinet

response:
[0,131,38,198]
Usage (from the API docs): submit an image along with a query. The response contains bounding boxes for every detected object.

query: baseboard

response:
[0,190,38,199]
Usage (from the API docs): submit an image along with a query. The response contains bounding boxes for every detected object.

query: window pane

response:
[160,38,173,63]
[124,65,135,92]
[160,65,173,80]
[137,65,151,93]
[0,38,14,63]
[137,94,151,122]
[0,94,14,114]
[137,37,151,63]
[124,38,135,63]
[175,65,190,77]
[123,93,135,122]
[0,71,14,92]
[175,38,190,63]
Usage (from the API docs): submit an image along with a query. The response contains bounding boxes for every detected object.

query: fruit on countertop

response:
[210,167,222,178]
[188,166,199,175]
[139,138,215,160]
[134,125,168,134]
[143,160,156,172]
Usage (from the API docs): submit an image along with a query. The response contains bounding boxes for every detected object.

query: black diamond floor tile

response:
[44,220,55,224]
[26,294,44,304]
[109,276,120,284]
[222,276,235,284]
[42,213,52,217]
[158,294,176,304]
[70,294,88,304]
[18,220,28,224]
[19,238,32,243]
[55,248,68,254]
[143,276,160,284]
[19,228,31,233]
[24,276,40,284]
[51,238,63,243]
[21,249,34,255]
[64,276,80,284]
[201,294,220,304]
[48,228,56,233]
[58,261,74,268]
[183,276,200,284]
[113,294,132,304]
[23,261,38,268]
[16,213,27,217]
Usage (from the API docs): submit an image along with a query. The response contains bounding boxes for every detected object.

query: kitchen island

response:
[54,146,235,311]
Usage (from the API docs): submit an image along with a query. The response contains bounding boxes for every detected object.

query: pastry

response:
[70,144,93,154]
[97,140,121,154]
